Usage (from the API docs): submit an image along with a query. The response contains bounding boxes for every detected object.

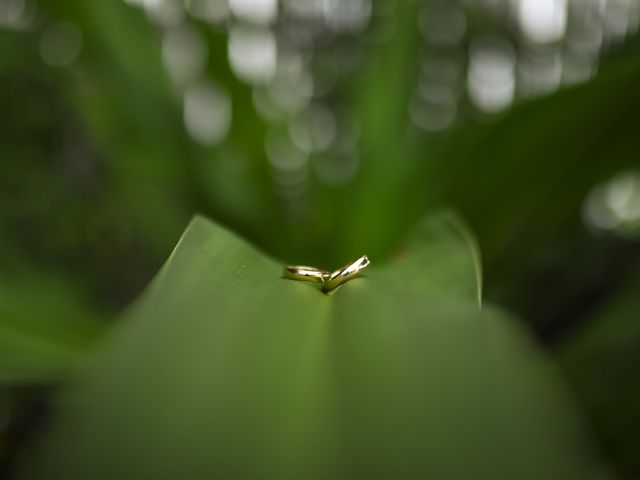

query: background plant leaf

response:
[0,272,103,385]
[557,266,640,475]
[370,211,482,306]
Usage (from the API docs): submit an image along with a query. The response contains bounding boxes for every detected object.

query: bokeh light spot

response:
[162,26,208,86]
[229,0,277,24]
[265,128,309,198]
[288,105,337,153]
[584,170,640,237]
[185,0,230,24]
[39,21,83,67]
[516,0,568,44]
[183,82,232,145]
[419,2,466,47]
[467,36,515,113]
[323,0,372,33]
[228,25,277,84]
[0,0,33,30]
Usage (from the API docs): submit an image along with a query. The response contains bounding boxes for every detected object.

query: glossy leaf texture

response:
[16,214,611,480]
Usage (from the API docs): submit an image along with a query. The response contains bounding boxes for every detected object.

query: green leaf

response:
[0,273,103,384]
[17,215,610,480]
[558,269,640,474]
[370,211,482,306]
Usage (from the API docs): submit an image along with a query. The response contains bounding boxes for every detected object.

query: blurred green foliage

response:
[1,0,640,477]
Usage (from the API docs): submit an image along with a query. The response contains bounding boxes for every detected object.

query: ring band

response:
[283,256,370,292]
[322,255,370,292]
[283,265,330,283]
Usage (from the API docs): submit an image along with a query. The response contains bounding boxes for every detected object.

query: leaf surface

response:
[0,274,103,384]
[17,214,610,480]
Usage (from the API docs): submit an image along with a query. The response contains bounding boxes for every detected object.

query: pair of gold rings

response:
[283,255,370,293]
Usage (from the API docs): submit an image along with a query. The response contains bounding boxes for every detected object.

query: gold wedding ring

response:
[283,266,330,283]
[283,255,370,293]
[322,255,370,292]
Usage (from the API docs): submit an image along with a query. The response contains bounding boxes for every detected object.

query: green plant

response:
[1,0,640,477]
[13,213,612,480]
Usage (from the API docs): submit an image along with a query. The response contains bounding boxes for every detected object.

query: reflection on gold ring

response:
[322,255,370,292]
[283,265,330,283]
